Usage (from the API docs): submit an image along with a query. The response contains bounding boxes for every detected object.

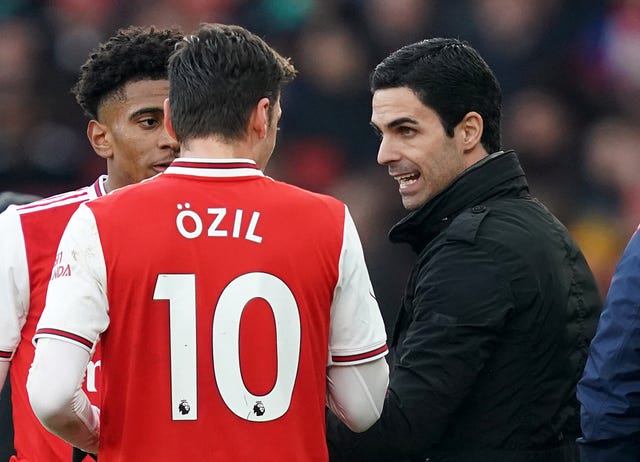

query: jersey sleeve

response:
[33,204,109,353]
[328,206,388,366]
[0,205,30,361]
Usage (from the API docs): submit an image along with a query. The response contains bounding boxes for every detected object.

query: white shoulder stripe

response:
[17,190,91,215]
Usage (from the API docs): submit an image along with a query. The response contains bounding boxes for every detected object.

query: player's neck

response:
[179,137,259,163]
[103,176,124,194]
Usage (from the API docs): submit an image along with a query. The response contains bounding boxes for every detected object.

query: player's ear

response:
[87,120,113,160]
[163,98,177,141]
[249,97,270,140]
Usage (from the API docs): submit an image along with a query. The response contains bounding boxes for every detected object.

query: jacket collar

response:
[389,150,529,253]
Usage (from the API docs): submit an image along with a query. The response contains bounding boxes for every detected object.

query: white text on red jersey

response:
[176,204,263,243]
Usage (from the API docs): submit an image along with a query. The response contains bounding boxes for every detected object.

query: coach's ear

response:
[87,119,113,160]
[163,98,177,141]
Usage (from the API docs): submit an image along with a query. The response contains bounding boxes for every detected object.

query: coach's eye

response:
[398,126,415,136]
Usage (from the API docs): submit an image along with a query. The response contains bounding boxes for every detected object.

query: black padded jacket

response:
[327,150,602,462]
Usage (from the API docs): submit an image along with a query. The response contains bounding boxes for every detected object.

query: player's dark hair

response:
[72,26,183,120]
[370,37,502,154]
[168,23,297,143]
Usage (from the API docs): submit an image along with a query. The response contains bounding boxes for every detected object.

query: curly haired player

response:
[0,25,182,462]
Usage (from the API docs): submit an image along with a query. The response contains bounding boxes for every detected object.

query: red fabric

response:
[11,189,102,462]
[90,170,345,461]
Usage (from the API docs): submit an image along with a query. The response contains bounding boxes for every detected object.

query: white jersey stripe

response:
[17,194,90,216]
[165,166,264,178]
[16,176,107,216]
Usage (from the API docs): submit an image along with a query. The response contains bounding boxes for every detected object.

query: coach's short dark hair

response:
[370,37,502,154]
[72,26,183,120]
[168,23,297,143]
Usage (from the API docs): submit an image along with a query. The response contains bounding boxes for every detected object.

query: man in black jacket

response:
[327,37,602,462]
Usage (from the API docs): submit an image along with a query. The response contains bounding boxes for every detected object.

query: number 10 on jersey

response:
[153,272,302,422]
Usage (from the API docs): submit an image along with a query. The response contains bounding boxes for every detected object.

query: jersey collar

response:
[90,175,108,199]
[164,158,264,178]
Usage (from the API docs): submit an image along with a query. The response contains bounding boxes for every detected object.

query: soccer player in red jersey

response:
[0,192,40,462]
[0,26,182,462]
[27,23,389,461]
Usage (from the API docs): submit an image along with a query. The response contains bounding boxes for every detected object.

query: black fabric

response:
[327,151,602,462]
[577,434,640,462]
[0,381,15,461]
[73,447,98,461]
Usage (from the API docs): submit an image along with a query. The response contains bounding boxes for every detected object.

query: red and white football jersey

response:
[0,178,106,462]
[36,158,387,461]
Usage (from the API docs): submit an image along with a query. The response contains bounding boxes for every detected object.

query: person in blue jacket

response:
[578,225,640,461]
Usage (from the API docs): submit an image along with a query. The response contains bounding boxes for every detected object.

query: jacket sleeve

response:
[327,239,514,461]
[577,228,640,462]
[577,435,640,462]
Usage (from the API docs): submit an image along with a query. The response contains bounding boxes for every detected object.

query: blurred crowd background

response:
[0,0,636,327]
